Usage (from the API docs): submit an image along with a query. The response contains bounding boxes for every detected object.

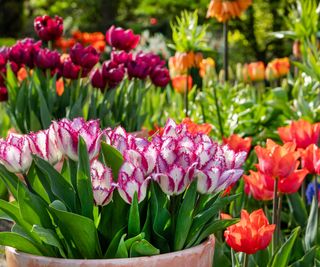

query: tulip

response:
[0,86,8,102]
[265,58,290,81]
[172,75,193,94]
[90,68,106,90]
[136,52,165,70]
[111,51,132,65]
[70,43,100,69]
[9,38,42,68]
[150,66,170,87]
[181,118,212,135]
[248,61,265,81]
[0,48,8,69]
[301,144,320,175]
[52,118,103,161]
[223,134,252,154]
[106,25,140,51]
[244,171,275,201]
[306,181,320,206]
[199,57,215,78]
[28,125,62,165]
[34,15,63,41]
[102,60,125,88]
[59,58,81,79]
[34,48,60,69]
[90,160,115,206]
[224,209,275,254]
[127,59,150,79]
[278,119,320,149]
[0,133,32,173]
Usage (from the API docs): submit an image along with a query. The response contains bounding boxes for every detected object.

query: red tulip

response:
[106,25,140,51]
[224,209,275,254]
[34,15,63,41]
[70,43,100,69]
[301,144,320,175]
[244,171,274,201]
[223,134,252,154]
[278,120,320,149]
[34,48,60,69]
[150,66,170,87]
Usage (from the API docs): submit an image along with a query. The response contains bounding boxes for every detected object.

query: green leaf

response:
[130,239,160,257]
[29,110,42,132]
[289,246,316,267]
[305,195,318,250]
[174,181,197,251]
[33,156,77,211]
[268,227,300,267]
[0,164,21,198]
[101,142,124,181]
[35,85,52,128]
[77,137,94,219]
[104,227,126,258]
[0,232,43,256]
[115,234,128,258]
[49,202,101,259]
[287,193,308,227]
[124,233,145,250]
[128,192,140,238]
[27,162,50,203]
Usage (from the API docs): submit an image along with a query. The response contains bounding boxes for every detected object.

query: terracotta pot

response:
[5,236,215,267]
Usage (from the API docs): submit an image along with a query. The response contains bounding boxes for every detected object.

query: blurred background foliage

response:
[0,0,299,64]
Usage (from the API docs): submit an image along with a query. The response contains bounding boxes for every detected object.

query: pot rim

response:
[5,235,215,263]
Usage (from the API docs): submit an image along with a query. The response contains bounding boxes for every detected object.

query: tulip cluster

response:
[0,117,247,207]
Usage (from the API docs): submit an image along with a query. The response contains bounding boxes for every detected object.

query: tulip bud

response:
[34,48,60,69]
[52,118,103,161]
[0,134,32,173]
[0,86,8,102]
[28,125,62,165]
[91,160,115,206]
[106,25,140,51]
[90,68,107,90]
[150,66,170,87]
[34,15,63,41]
[70,43,100,69]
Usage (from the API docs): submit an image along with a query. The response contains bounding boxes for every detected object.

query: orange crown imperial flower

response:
[172,75,193,94]
[224,209,275,254]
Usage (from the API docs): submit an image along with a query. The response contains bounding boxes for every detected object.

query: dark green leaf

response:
[115,234,128,258]
[128,192,140,238]
[130,239,160,257]
[101,142,124,181]
[305,195,318,250]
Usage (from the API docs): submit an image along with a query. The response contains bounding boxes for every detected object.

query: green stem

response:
[223,21,229,82]
[243,253,249,267]
[212,84,224,139]
[277,194,282,243]
[314,175,319,204]
[184,68,189,117]
[272,178,279,254]
[48,40,52,50]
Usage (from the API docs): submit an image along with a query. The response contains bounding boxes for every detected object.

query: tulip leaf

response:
[289,246,317,267]
[77,137,94,219]
[104,226,126,258]
[287,193,308,228]
[141,204,151,241]
[33,156,77,211]
[305,195,318,250]
[268,227,300,267]
[29,110,42,132]
[49,203,102,259]
[128,192,140,238]
[101,142,124,181]
[0,164,21,198]
[124,233,145,250]
[193,219,239,247]
[27,162,50,203]
[35,84,52,129]
[0,232,43,256]
[174,181,197,251]
[130,239,160,257]
[115,234,128,258]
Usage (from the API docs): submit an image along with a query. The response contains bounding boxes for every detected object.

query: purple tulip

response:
[59,58,81,79]
[34,15,63,41]
[127,59,150,79]
[70,43,100,69]
[0,134,32,173]
[52,118,103,161]
[9,38,42,68]
[28,125,62,165]
[106,25,140,51]
[0,86,8,102]
[90,68,107,90]
[0,47,9,69]
[150,66,170,87]
[111,51,132,65]
[136,52,165,69]
[102,60,125,88]
[91,160,115,206]
[34,48,60,69]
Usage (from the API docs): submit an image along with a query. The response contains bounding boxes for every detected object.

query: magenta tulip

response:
[106,25,140,51]
[150,66,170,87]
[0,86,8,102]
[34,15,63,41]
[59,58,80,79]
[90,68,107,90]
[111,51,132,65]
[34,48,60,69]
[70,43,100,69]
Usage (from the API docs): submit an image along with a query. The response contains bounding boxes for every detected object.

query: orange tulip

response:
[172,75,192,94]
[301,144,320,175]
[224,209,275,254]
[56,78,64,96]
[248,61,265,81]
[181,118,212,135]
[278,120,320,149]
[244,171,274,201]
[17,67,28,82]
[223,134,252,154]
[265,57,290,80]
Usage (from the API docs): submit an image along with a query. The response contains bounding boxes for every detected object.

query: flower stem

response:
[277,194,283,243]
[184,68,189,117]
[314,175,319,204]
[223,21,229,82]
[212,84,224,139]
[272,178,279,254]
[243,253,249,267]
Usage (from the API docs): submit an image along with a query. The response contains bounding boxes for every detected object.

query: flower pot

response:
[5,235,215,267]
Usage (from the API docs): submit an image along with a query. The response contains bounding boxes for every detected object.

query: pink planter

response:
[5,236,215,267]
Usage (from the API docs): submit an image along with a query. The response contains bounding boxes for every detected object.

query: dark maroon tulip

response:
[106,25,140,51]
[150,66,170,87]
[9,38,42,68]
[0,86,8,102]
[136,52,165,70]
[91,68,106,90]
[102,60,125,88]
[70,43,100,69]
[34,48,60,69]
[127,59,150,79]
[0,47,9,68]
[34,15,63,41]
[111,51,132,65]
[59,58,80,79]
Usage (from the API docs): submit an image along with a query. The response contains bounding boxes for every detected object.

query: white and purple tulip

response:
[90,160,115,206]
[0,133,32,173]
[53,118,103,161]
[28,125,62,165]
